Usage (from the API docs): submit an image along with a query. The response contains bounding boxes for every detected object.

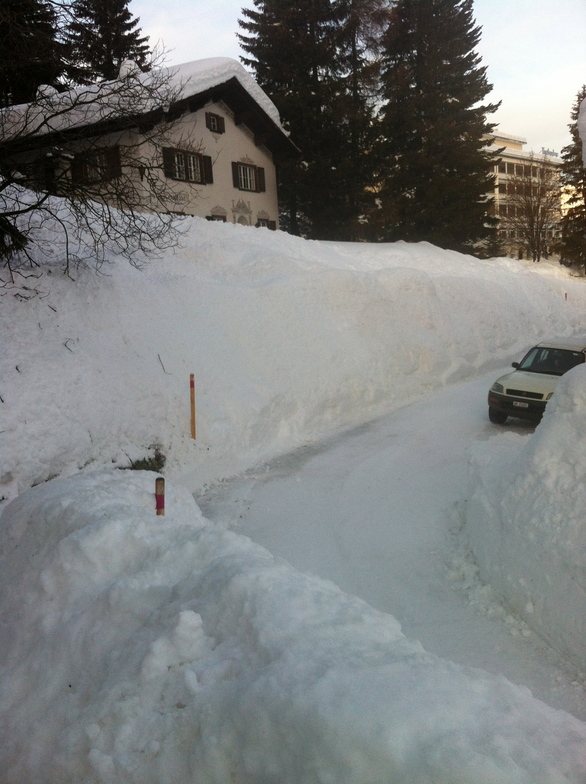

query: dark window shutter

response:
[268,221,277,231]
[232,161,240,188]
[71,156,86,184]
[256,166,266,192]
[202,155,213,184]
[44,159,57,193]
[108,146,122,179]
[162,148,175,178]
[206,112,226,133]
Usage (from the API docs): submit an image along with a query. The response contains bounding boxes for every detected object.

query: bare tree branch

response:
[497,153,561,262]
[1,48,205,293]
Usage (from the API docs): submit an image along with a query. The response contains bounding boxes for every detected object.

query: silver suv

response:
[487,339,586,424]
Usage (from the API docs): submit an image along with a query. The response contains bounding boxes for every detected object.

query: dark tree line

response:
[0,0,151,109]
[558,85,586,270]
[239,0,500,253]
[0,0,196,294]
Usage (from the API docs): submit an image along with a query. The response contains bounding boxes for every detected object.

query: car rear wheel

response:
[488,406,507,424]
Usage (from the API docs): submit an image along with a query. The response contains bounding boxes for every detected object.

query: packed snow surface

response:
[2,213,586,782]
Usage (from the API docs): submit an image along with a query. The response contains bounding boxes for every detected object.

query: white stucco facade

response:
[149,98,280,227]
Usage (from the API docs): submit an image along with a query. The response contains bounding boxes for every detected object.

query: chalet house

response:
[1,58,298,229]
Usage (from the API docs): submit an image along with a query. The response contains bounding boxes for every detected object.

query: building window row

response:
[42,145,269,202]
[497,162,540,177]
[71,147,268,195]
[163,148,267,194]
[205,213,276,229]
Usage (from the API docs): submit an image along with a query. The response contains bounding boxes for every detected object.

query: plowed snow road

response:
[196,370,586,720]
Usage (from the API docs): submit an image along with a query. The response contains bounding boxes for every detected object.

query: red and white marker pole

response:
[190,374,196,439]
[155,477,165,516]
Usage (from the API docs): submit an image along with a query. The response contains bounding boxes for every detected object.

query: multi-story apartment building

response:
[486,132,562,259]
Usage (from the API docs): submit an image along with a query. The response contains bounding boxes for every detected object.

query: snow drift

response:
[467,364,586,671]
[2,212,586,782]
[2,470,586,784]
[2,217,584,501]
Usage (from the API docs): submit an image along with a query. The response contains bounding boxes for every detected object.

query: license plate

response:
[513,401,529,408]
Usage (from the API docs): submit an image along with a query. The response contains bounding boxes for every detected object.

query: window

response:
[206,214,226,222]
[498,162,506,173]
[26,156,57,193]
[231,162,266,192]
[255,219,277,230]
[205,112,225,134]
[71,146,121,184]
[506,162,515,175]
[163,148,213,184]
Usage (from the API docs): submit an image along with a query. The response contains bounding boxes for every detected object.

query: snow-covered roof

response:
[165,58,282,129]
[491,131,528,146]
[485,142,562,165]
[1,58,285,145]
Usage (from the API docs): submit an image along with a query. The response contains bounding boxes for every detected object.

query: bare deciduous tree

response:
[497,153,561,262]
[0,53,205,296]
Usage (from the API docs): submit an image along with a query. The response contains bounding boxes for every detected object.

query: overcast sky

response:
[132,0,586,155]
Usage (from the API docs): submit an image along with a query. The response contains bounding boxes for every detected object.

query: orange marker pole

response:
[155,477,165,516]
[190,374,196,439]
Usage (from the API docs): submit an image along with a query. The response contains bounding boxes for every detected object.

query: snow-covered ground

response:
[2,213,586,782]
[196,370,586,720]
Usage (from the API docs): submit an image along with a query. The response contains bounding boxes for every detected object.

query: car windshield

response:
[518,347,585,376]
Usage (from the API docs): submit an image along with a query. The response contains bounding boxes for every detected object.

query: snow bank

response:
[2,470,585,784]
[2,215,585,501]
[4,210,586,780]
[467,364,586,670]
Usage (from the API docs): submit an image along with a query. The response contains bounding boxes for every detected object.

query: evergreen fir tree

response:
[239,0,390,239]
[0,0,63,107]
[66,0,150,84]
[239,0,341,238]
[378,0,499,252]
[558,86,586,270]
[331,0,391,239]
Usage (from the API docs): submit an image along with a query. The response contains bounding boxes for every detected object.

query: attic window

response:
[206,112,225,134]
[163,148,213,184]
[71,146,121,184]
[232,162,266,192]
